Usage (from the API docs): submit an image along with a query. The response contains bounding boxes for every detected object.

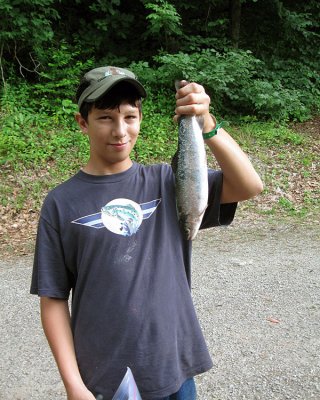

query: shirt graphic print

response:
[71,198,161,237]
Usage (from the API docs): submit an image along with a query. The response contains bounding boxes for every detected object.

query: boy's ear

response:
[75,113,88,134]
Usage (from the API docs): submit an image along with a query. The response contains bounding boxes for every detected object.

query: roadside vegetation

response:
[0,0,319,256]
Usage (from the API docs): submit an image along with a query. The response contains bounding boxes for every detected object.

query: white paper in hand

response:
[111,367,142,400]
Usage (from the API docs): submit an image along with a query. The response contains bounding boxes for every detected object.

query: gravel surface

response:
[0,220,319,400]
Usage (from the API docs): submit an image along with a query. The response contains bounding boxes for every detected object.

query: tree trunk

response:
[230,0,241,49]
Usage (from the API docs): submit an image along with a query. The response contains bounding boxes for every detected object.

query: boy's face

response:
[76,101,142,174]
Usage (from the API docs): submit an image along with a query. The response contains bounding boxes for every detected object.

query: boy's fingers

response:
[175,103,209,117]
[175,81,211,117]
[176,92,210,108]
[175,82,204,99]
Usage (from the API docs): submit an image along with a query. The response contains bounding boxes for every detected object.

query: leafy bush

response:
[144,0,182,51]
[0,83,88,167]
[1,42,94,118]
[131,48,319,121]
[0,0,61,86]
[32,42,94,115]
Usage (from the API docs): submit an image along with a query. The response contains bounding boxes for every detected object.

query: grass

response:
[226,121,319,219]
[0,110,319,217]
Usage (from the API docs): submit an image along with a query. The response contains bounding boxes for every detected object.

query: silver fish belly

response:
[173,113,208,240]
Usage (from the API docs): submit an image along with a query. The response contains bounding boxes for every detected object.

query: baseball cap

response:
[77,66,147,109]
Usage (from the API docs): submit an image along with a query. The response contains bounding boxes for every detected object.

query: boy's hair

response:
[76,81,143,121]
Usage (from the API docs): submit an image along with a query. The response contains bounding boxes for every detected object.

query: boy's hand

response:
[174,81,216,133]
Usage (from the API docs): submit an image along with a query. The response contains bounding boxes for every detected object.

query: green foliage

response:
[0,0,59,80]
[145,0,182,50]
[0,83,88,167]
[237,121,304,146]
[0,0,57,43]
[33,42,94,115]
[86,0,135,42]
[277,2,320,51]
[244,79,312,122]
[134,90,177,163]
[0,111,86,168]
[153,48,259,106]
[52,0,147,62]
[262,59,320,121]
[1,42,94,117]
[0,0,319,122]
[0,82,177,169]
[138,49,314,121]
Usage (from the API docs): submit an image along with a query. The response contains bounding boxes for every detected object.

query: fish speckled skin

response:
[172,84,208,240]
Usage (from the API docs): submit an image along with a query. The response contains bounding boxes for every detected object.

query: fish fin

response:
[175,79,190,91]
[175,80,182,91]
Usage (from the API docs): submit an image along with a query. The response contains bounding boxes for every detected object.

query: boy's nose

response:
[112,121,126,138]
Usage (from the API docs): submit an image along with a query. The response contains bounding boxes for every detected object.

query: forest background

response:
[0,0,319,256]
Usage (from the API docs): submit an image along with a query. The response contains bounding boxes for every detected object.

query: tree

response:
[145,0,182,51]
[0,0,58,85]
[230,0,241,48]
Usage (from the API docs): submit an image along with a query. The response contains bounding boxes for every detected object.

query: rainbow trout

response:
[172,81,208,240]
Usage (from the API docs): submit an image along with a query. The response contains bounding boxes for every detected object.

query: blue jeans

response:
[156,378,197,400]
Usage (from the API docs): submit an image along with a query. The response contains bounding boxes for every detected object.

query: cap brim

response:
[85,76,147,103]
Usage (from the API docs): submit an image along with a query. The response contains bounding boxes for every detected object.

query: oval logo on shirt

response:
[101,199,143,237]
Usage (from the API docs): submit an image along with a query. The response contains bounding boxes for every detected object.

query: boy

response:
[30,66,263,400]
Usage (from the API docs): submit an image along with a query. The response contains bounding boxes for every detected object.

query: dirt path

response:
[0,220,319,399]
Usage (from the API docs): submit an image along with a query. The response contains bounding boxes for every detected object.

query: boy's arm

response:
[40,297,96,400]
[203,127,263,203]
[175,81,263,203]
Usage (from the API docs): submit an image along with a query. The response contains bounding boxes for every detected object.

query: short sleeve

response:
[200,170,237,229]
[30,216,73,299]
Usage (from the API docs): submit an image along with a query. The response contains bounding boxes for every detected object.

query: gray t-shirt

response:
[31,162,236,399]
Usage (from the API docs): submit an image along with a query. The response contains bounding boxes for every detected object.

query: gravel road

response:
[1,220,319,400]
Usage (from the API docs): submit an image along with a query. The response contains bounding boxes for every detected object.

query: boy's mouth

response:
[109,141,129,148]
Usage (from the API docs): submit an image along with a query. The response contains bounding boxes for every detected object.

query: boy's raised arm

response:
[204,127,263,203]
[40,297,96,400]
